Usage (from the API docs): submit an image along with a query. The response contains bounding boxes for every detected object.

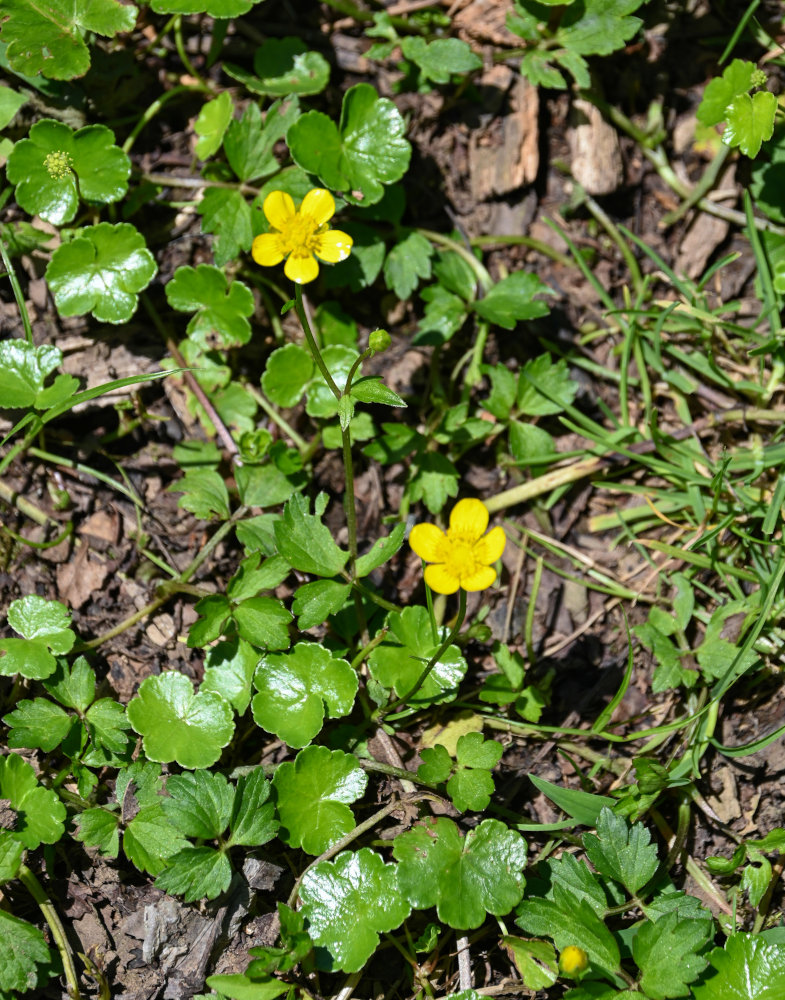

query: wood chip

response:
[469,72,539,199]
[569,98,623,195]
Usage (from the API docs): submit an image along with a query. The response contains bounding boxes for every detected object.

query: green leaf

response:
[123,804,188,876]
[3,698,74,752]
[262,343,314,407]
[0,831,24,885]
[474,272,550,329]
[0,0,138,80]
[232,596,292,649]
[697,60,756,127]
[189,594,233,647]
[169,468,231,520]
[409,452,460,514]
[418,744,453,784]
[166,265,254,350]
[0,85,25,129]
[199,187,253,266]
[287,83,411,206]
[126,671,235,769]
[400,37,482,84]
[447,768,496,813]
[583,808,659,894]
[43,655,95,712]
[150,0,253,13]
[46,222,157,324]
[156,846,233,903]
[482,363,517,420]
[195,91,233,160]
[162,770,234,840]
[355,523,406,577]
[0,910,52,993]
[394,817,527,929]
[692,933,785,1000]
[416,285,468,344]
[509,421,556,465]
[300,848,411,972]
[206,973,290,1000]
[225,38,329,96]
[369,606,467,707]
[350,376,406,408]
[274,493,349,577]
[73,807,120,857]
[557,0,644,56]
[633,911,711,999]
[0,595,75,680]
[0,752,66,849]
[503,937,559,990]
[722,90,777,157]
[202,637,258,714]
[292,579,352,630]
[520,49,568,88]
[223,98,300,182]
[227,767,278,847]
[544,852,609,916]
[0,341,62,409]
[529,774,614,826]
[251,642,358,748]
[517,354,579,415]
[8,119,130,225]
[273,746,367,854]
[384,231,434,299]
[305,345,358,418]
[516,888,621,976]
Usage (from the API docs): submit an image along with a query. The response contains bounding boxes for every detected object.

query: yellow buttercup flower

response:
[251,188,353,284]
[409,498,505,595]
[559,945,589,977]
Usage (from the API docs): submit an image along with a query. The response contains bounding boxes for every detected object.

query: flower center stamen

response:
[443,536,479,582]
[44,150,74,180]
[277,213,320,254]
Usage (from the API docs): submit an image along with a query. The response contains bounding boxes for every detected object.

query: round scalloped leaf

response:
[7,119,131,224]
[46,222,157,324]
[272,746,368,854]
[0,596,75,680]
[126,672,235,769]
[224,37,329,96]
[0,752,67,850]
[150,0,254,14]
[165,264,254,349]
[393,817,527,929]
[287,83,411,206]
[262,343,315,408]
[251,642,357,748]
[692,933,785,1000]
[300,848,411,972]
[305,345,358,419]
[0,0,138,80]
[368,605,467,707]
[0,340,63,408]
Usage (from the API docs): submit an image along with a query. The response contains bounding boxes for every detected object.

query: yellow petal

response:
[459,565,497,592]
[424,563,460,595]
[285,251,319,284]
[263,190,295,230]
[409,523,448,563]
[449,498,489,541]
[251,233,284,267]
[300,188,336,226]
[473,525,506,565]
[314,228,353,264]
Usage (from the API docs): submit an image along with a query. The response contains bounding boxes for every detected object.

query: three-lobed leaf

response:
[166,264,255,350]
[126,671,235,769]
[46,222,157,324]
[583,808,659,894]
[633,911,712,1000]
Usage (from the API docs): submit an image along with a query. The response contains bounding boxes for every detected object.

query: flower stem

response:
[294,285,342,399]
[18,865,81,999]
[378,589,467,718]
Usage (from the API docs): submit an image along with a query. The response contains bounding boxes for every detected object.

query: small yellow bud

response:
[559,945,589,977]
[44,150,73,180]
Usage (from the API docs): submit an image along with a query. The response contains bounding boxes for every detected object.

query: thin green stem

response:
[379,589,467,718]
[417,229,493,292]
[583,193,643,295]
[122,85,209,155]
[294,285,342,399]
[0,238,34,346]
[18,865,82,999]
[470,233,572,267]
[248,385,310,454]
[173,15,209,88]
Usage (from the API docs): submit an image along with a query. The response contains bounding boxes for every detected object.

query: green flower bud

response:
[751,69,768,89]
[369,328,391,353]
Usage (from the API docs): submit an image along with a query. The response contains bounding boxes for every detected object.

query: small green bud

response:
[369,329,391,353]
[751,68,768,89]
[44,150,73,180]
